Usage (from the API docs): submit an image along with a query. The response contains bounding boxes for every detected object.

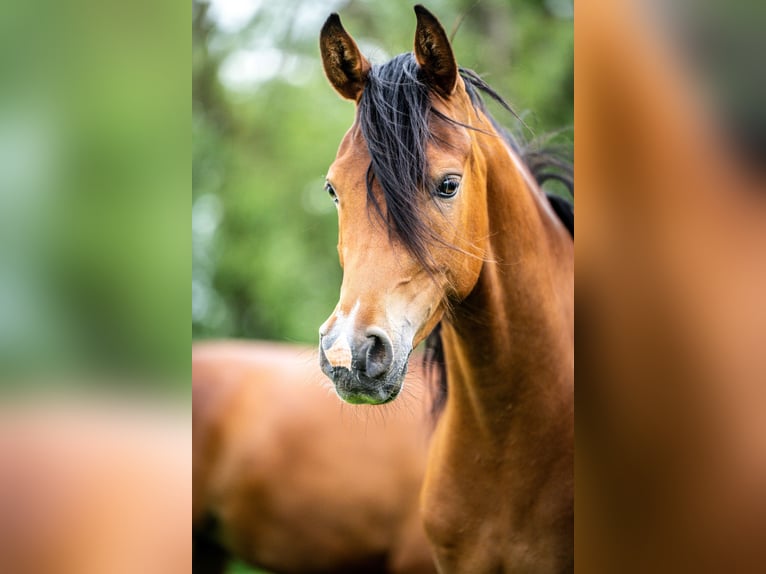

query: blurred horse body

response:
[193,340,436,574]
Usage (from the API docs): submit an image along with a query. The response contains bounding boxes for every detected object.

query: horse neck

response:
[441,138,574,450]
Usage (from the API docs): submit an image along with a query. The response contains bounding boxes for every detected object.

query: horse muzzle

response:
[319,324,408,405]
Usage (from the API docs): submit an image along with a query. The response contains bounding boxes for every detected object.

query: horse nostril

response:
[362,329,394,379]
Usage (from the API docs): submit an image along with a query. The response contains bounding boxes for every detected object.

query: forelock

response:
[357,53,435,269]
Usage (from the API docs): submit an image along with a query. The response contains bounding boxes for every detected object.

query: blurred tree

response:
[192,0,572,345]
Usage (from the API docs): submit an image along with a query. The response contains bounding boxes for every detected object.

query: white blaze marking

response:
[325,336,352,369]
[324,300,360,370]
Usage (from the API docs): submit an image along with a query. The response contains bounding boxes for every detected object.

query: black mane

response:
[357,54,435,269]
[357,52,573,416]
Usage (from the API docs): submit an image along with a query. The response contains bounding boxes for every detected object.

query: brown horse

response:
[193,340,437,574]
[318,6,573,573]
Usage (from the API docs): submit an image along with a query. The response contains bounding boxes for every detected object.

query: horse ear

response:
[413,5,457,97]
[320,14,371,102]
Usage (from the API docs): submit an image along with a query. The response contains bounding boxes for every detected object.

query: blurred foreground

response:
[0,394,190,574]
[577,0,766,571]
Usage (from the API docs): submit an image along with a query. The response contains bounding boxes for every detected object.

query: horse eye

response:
[435,176,461,199]
[325,182,339,204]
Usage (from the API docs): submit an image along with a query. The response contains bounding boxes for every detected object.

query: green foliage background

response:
[193,0,572,347]
[2,0,188,384]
